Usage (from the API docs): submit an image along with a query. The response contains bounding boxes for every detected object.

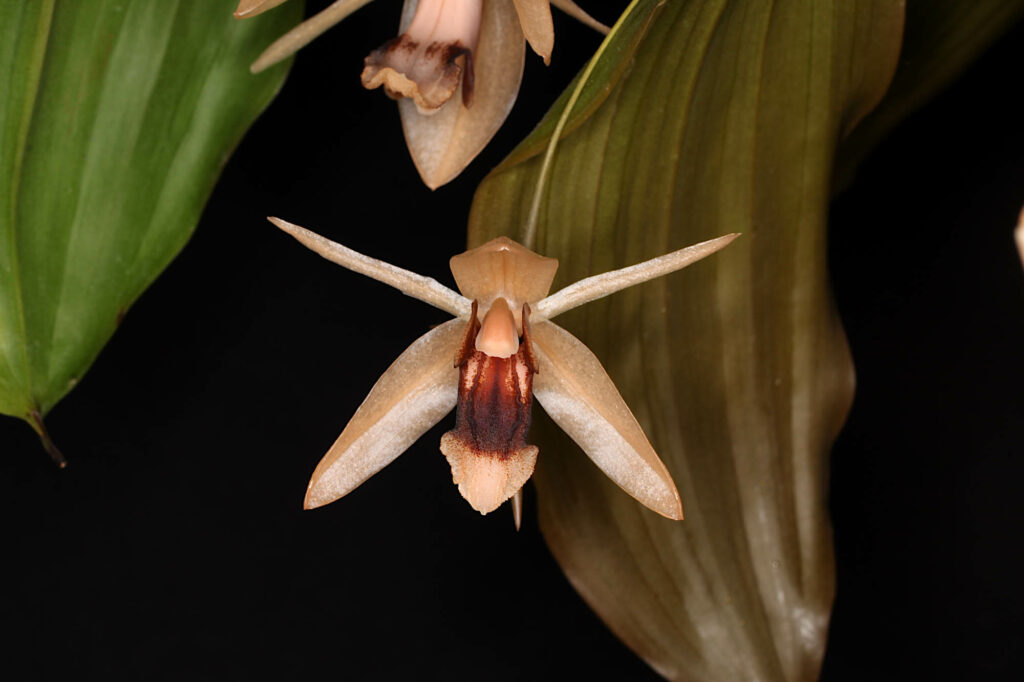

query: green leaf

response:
[0,1,302,443]
[469,0,903,678]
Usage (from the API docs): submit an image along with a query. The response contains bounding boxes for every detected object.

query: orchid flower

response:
[270,217,738,522]
[234,0,609,189]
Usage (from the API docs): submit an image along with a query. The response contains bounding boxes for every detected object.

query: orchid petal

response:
[250,0,374,73]
[531,321,683,520]
[234,0,291,19]
[270,217,472,319]
[399,0,525,189]
[304,318,465,509]
[550,0,611,34]
[512,0,554,64]
[535,233,739,321]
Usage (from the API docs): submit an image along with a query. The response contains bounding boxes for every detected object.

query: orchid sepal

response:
[303,318,464,509]
[531,320,683,519]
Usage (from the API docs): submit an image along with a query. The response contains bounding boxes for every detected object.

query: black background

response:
[2,2,1023,680]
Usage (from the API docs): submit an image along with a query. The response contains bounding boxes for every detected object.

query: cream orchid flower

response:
[270,217,738,522]
[235,0,609,189]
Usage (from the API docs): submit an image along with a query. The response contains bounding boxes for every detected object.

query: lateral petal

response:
[530,321,683,520]
[512,0,554,64]
[400,0,525,189]
[304,318,464,509]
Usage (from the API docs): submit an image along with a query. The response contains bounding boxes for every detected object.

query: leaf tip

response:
[28,410,67,468]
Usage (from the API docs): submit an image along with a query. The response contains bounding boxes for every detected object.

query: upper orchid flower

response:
[235,0,609,189]
[270,217,738,523]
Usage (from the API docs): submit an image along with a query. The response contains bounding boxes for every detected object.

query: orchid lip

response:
[361,0,484,115]
[441,301,539,514]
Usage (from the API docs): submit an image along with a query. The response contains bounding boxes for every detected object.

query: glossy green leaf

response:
[468,0,903,678]
[0,1,302,448]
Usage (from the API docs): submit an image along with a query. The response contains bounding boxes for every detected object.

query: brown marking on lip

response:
[460,47,474,108]
[449,301,537,454]
[454,300,480,367]
[520,303,536,373]
[440,301,539,513]
[455,348,532,456]
[371,35,418,57]
[362,38,470,112]
[425,42,473,107]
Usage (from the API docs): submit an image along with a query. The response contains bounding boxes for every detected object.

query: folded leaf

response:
[468,0,905,678]
[0,1,301,442]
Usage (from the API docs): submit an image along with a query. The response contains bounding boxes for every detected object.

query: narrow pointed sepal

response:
[234,0,291,19]
[512,0,554,64]
[304,319,464,509]
[536,233,739,321]
[400,0,525,188]
[250,0,375,73]
[530,321,683,520]
[270,217,471,319]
